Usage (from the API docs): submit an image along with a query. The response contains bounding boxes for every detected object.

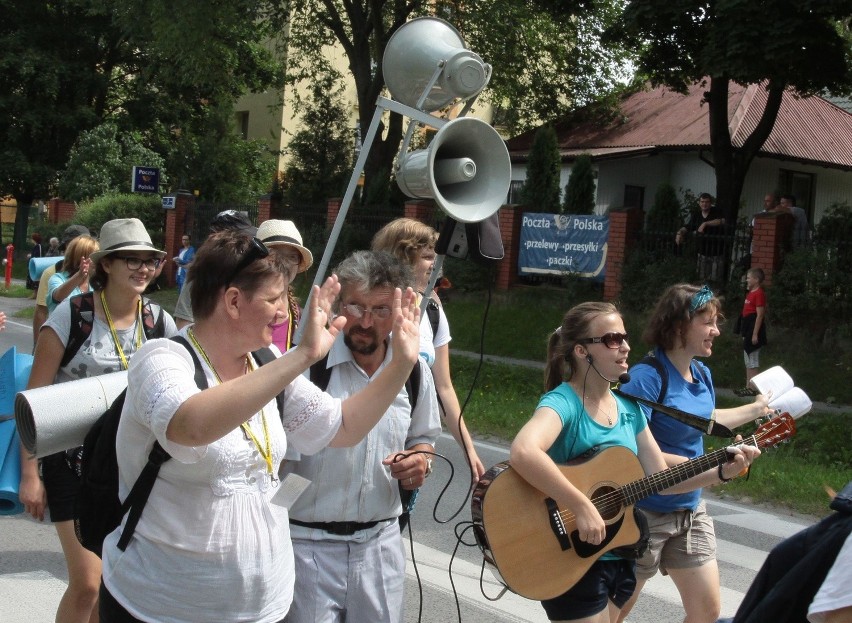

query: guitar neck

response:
[619,434,756,506]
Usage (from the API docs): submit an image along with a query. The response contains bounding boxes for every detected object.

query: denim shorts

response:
[541,559,637,621]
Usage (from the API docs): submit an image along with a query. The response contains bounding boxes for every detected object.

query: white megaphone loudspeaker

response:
[396,117,511,223]
[383,17,491,112]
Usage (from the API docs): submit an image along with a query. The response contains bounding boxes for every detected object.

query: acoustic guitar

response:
[470,414,796,601]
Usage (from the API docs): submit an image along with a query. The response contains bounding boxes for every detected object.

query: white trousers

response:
[285,522,405,623]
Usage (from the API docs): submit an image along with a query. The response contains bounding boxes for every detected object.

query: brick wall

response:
[603,207,644,301]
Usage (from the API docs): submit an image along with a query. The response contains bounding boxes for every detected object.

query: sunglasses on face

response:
[341,303,393,320]
[577,332,629,349]
[114,256,162,271]
[225,237,270,286]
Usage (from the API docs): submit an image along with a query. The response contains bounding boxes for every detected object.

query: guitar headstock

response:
[753,413,796,449]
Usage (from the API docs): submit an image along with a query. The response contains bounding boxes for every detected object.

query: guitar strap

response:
[613,388,734,438]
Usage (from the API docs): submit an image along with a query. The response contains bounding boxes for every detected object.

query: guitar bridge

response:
[545,498,572,551]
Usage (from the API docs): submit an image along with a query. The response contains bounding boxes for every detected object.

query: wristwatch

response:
[424,456,433,478]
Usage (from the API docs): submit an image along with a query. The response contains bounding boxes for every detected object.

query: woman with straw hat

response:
[256,219,313,354]
[19,217,178,623]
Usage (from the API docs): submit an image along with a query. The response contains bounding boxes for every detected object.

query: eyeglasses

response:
[577,332,629,349]
[225,237,269,286]
[114,256,162,271]
[342,303,393,320]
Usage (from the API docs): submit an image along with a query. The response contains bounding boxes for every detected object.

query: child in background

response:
[741,268,767,385]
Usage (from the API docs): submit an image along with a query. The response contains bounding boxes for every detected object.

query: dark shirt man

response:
[676,193,726,282]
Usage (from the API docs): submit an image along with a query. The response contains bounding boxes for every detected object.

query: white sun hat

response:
[89,218,166,263]
[256,219,313,273]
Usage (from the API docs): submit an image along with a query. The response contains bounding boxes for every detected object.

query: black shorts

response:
[40,451,80,523]
[541,559,637,621]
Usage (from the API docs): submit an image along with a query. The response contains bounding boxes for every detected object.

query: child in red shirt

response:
[740,268,767,383]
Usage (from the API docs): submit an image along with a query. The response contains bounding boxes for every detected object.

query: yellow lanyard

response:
[187,328,275,481]
[100,291,142,370]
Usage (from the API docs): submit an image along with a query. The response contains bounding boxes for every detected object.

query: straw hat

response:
[89,218,166,263]
[256,220,313,273]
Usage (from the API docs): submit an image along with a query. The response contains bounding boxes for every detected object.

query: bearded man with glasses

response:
[282,250,441,623]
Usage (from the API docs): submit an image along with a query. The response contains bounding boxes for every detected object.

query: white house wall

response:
[513,152,850,224]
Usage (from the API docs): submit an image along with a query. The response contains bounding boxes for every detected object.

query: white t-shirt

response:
[44,296,178,382]
[418,300,451,367]
[101,334,344,623]
[808,531,852,622]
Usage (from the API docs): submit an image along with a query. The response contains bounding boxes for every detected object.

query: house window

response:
[507,180,524,205]
[624,185,645,210]
[235,111,249,140]
[778,169,814,222]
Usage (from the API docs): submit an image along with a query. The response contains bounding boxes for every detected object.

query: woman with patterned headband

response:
[617,284,772,623]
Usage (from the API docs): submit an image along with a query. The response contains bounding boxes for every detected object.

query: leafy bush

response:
[73,194,166,248]
[562,154,596,215]
[59,123,167,202]
[520,125,561,213]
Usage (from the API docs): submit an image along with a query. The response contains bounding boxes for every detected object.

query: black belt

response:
[289,518,391,536]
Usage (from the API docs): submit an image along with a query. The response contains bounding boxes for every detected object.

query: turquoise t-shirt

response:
[539,382,646,464]
[537,383,647,561]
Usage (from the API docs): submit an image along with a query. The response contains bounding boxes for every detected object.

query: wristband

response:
[718,464,733,483]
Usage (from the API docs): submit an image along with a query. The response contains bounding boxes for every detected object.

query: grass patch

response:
[442,288,852,404]
[14,306,35,319]
[1,284,32,298]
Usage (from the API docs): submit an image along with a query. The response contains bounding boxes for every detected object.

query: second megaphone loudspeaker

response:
[396,117,510,224]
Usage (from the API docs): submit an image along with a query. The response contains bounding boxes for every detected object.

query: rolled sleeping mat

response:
[29,256,58,281]
[1,346,34,423]
[0,419,24,515]
[15,371,128,458]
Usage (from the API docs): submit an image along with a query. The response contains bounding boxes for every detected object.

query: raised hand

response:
[299,275,345,362]
[390,287,420,368]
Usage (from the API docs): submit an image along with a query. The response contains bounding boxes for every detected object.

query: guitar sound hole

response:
[591,485,621,521]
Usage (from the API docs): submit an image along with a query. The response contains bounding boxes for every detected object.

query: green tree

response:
[0,1,119,257]
[58,123,167,202]
[283,74,352,205]
[645,183,682,232]
[609,0,852,223]
[562,154,596,214]
[520,125,561,212]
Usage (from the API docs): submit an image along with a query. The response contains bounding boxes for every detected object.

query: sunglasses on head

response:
[577,332,629,349]
[225,237,269,286]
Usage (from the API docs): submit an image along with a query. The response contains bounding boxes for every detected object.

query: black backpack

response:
[635,352,710,403]
[75,336,278,557]
[61,291,166,368]
[308,354,423,529]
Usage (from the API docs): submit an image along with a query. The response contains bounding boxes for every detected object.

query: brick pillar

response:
[403,200,437,223]
[604,207,644,301]
[751,211,794,287]
[326,198,342,229]
[48,199,77,224]
[162,193,194,287]
[495,205,522,290]
[257,195,274,224]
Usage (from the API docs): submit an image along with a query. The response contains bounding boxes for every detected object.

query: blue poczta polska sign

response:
[518,213,608,281]
[132,166,160,193]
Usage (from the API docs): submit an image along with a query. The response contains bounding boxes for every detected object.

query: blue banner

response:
[518,213,608,281]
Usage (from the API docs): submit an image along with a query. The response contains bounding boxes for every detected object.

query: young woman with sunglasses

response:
[98,231,423,622]
[19,218,178,623]
[509,301,760,623]
[616,284,772,623]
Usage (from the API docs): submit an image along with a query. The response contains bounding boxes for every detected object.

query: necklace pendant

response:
[270,474,279,488]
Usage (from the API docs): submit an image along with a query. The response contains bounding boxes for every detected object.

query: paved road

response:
[0,295,818,622]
